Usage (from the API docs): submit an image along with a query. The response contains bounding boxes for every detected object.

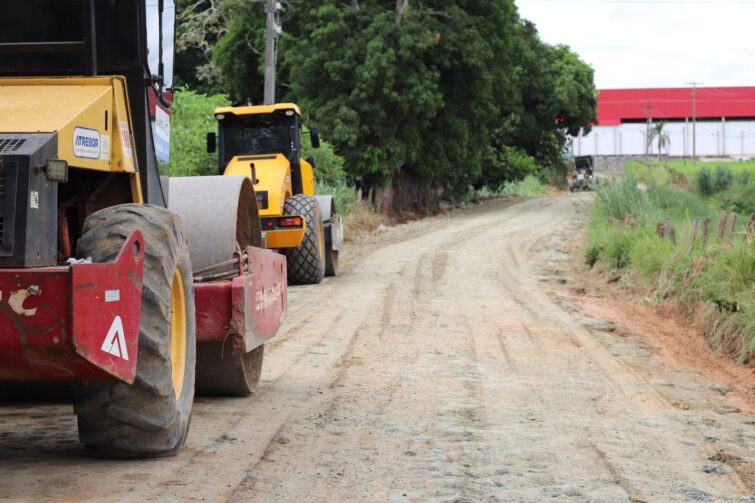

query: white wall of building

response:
[574,119,755,157]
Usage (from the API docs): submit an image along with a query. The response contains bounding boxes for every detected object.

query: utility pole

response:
[263,0,281,105]
[686,82,703,160]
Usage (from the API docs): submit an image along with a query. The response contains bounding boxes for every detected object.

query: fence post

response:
[702,218,711,247]
[717,211,728,240]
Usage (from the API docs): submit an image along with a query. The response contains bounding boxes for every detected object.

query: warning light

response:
[279,217,302,227]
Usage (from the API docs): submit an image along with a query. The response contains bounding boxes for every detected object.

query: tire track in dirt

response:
[1,195,753,502]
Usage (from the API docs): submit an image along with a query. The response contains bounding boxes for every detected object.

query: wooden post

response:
[717,211,728,240]
[688,219,700,255]
[727,213,738,244]
[747,213,755,238]
[656,222,665,238]
[702,218,711,247]
[663,217,672,241]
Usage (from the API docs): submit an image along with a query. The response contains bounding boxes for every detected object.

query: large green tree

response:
[174,0,597,207]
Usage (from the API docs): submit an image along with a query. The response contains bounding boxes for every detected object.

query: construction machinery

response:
[0,0,287,457]
[208,104,343,285]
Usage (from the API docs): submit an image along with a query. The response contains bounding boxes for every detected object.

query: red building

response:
[597,87,755,126]
[575,86,755,157]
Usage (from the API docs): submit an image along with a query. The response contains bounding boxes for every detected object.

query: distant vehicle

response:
[569,155,595,192]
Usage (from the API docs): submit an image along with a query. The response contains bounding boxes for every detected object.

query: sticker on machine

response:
[100,134,110,161]
[73,126,101,159]
[120,121,133,158]
[101,315,129,360]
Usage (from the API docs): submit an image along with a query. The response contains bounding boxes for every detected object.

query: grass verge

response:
[585,170,755,364]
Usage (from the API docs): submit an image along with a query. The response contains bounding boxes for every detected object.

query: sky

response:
[515,0,755,90]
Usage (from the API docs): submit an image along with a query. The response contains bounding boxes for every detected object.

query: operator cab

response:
[210,103,319,196]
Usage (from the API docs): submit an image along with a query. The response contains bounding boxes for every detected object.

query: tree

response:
[647,121,670,159]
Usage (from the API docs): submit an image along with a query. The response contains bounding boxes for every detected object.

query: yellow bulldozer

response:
[207,104,343,285]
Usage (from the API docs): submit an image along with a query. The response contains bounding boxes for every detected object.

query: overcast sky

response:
[515,0,755,90]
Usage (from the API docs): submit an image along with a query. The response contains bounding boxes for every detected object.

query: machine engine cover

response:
[0,133,58,267]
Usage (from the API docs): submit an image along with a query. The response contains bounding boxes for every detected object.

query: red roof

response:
[597,87,755,125]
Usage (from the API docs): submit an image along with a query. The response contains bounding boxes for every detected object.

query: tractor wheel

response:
[195,343,264,396]
[72,204,196,458]
[283,194,325,285]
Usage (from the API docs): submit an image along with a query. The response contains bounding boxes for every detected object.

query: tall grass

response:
[586,174,755,363]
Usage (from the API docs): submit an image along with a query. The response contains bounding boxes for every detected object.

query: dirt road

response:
[1,195,754,502]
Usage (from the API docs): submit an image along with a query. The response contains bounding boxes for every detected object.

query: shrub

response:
[720,184,755,215]
[585,245,601,267]
[541,165,567,188]
[736,170,752,186]
[713,166,734,193]
[696,167,714,196]
[501,175,547,197]
[170,90,231,177]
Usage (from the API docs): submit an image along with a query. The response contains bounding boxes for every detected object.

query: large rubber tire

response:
[283,194,325,285]
[196,344,264,396]
[72,204,196,458]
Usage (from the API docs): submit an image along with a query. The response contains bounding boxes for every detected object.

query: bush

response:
[585,245,601,267]
[170,90,231,177]
[736,170,752,186]
[541,165,567,188]
[720,184,755,214]
[713,166,734,193]
[483,146,540,188]
[696,167,714,196]
[501,175,547,197]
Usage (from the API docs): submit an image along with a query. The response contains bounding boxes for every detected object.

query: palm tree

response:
[646,121,671,160]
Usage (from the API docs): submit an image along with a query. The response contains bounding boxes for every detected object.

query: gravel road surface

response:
[1,195,753,502]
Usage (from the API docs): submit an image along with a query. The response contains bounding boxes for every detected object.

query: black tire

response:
[283,194,325,285]
[72,204,196,458]
[195,343,264,396]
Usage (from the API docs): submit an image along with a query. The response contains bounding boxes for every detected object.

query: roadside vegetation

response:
[586,160,755,363]
[172,0,595,214]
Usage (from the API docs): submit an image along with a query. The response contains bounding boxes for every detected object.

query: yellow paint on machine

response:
[265,227,306,249]
[0,76,143,203]
[215,102,301,117]
[224,154,292,216]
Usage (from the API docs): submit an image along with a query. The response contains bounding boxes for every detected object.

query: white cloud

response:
[515,0,755,88]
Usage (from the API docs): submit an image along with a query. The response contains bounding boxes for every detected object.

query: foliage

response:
[174,0,228,92]
[500,175,547,197]
[481,146,539,188]
[696,167,715,196]
[176,1,597,208]
[646,121,670,159]
[170,90,230,176]
[719,183,755,214]
[315,179,355,215]
[301,128,346,185]
[593,177,652,222]
[713,165,734,193]
[585,173,755,363]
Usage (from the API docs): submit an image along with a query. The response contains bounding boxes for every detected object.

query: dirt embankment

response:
[0,194,753,502]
